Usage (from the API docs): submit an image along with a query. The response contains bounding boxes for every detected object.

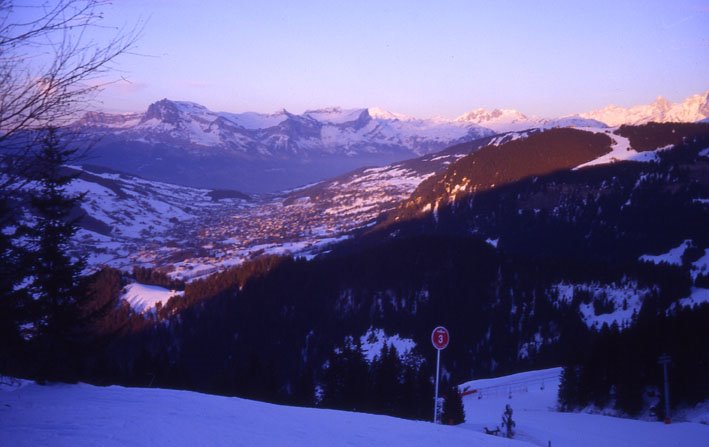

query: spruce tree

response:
[27,127,86,382]
[321,338,369,411]
[0,195,28,375]
[441,384,466,425]
[370,343,404,414]
[558,365,580,411]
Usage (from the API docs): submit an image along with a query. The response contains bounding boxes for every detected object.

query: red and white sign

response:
[431,326,449,350]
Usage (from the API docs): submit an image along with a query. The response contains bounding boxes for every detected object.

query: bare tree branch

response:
[0,0,140,188]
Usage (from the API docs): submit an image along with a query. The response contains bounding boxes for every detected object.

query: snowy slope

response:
[120,283,183,313]
[3,368,707,447]
[458,368,709,447]
[27,165,250,271]
[0,380,530,447]
[158,140,484,281]
[573,127,671,169]
[553,282,648,330]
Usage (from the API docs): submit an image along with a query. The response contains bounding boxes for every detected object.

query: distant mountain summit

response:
[73,92,708,192]
[455,108,531,131]
[78,99,493,157]
[452,91,709,131]
[580,91,709,126]
[74,99,495,192]
[454,107,606,132]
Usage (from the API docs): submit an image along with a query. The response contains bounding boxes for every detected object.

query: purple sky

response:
[18,0,709,118]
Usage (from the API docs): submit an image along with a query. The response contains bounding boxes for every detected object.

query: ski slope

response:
[0,380,527,447]
[2,368,707,447]
[459,367,709,447]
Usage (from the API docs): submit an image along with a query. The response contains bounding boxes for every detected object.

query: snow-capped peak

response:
[139,98,215,127]
[303,107,367,124]
[455,108,528,124]
[580,91,709,127]
[367,107,413,121]
[219,110,287,130]
[454,108,535,132]
[651,95,671,112]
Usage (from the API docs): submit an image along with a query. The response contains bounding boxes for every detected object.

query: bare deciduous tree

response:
[0,0,138,185]
[0,2,138,370]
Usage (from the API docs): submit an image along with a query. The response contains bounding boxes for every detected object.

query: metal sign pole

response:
[431,326,449,424]
[434,348,441,423]
[658,354,671,424]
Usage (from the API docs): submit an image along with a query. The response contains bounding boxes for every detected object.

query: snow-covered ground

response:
[553,282,649,329]
[677,287,709,308]
[360,327,417,362]
[574,128,673,170]
[2,368,707,447]
[639,240,693,266]
[459,368,709,447]
[0,380,527,447]
[120,283,183,313]
[640,240,709,284]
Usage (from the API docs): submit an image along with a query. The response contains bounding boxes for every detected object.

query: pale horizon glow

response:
[23,0,709,119]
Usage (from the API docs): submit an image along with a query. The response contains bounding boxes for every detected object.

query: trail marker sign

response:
[431,326,449,350]
[431,325,449,423]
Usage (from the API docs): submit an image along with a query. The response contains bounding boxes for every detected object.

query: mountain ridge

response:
[79,91,709,141]
[580,91,709,127]
[72,91,709,193]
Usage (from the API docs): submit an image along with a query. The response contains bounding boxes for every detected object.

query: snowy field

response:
[0,380,524,447]
[120,283,184,313]
[459,368,709,447]
[1,368,707,447]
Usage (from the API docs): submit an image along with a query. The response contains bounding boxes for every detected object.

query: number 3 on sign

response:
[431,326,449,350]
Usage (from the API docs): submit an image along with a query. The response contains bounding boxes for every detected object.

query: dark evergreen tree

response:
[557,365,580,411]
[369,343,404,414]
[441,384,465,425]
[0,195,28,375]
[26,127,87,382]
[398,355,432,420]
[321,338,370,412]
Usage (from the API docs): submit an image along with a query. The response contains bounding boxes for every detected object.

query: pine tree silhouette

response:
[27,128,86,382]
[441,385,465,425]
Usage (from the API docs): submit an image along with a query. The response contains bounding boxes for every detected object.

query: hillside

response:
[12,165,251,272]
[2,368,707,447]
[385,123,709,233]
[54,137,494,280]
[459,368,709,446]
[0,379,529,447]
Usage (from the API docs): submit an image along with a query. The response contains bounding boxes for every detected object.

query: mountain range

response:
[74,92,708,193]
[75,100,494,192]
[580,92,709,127]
